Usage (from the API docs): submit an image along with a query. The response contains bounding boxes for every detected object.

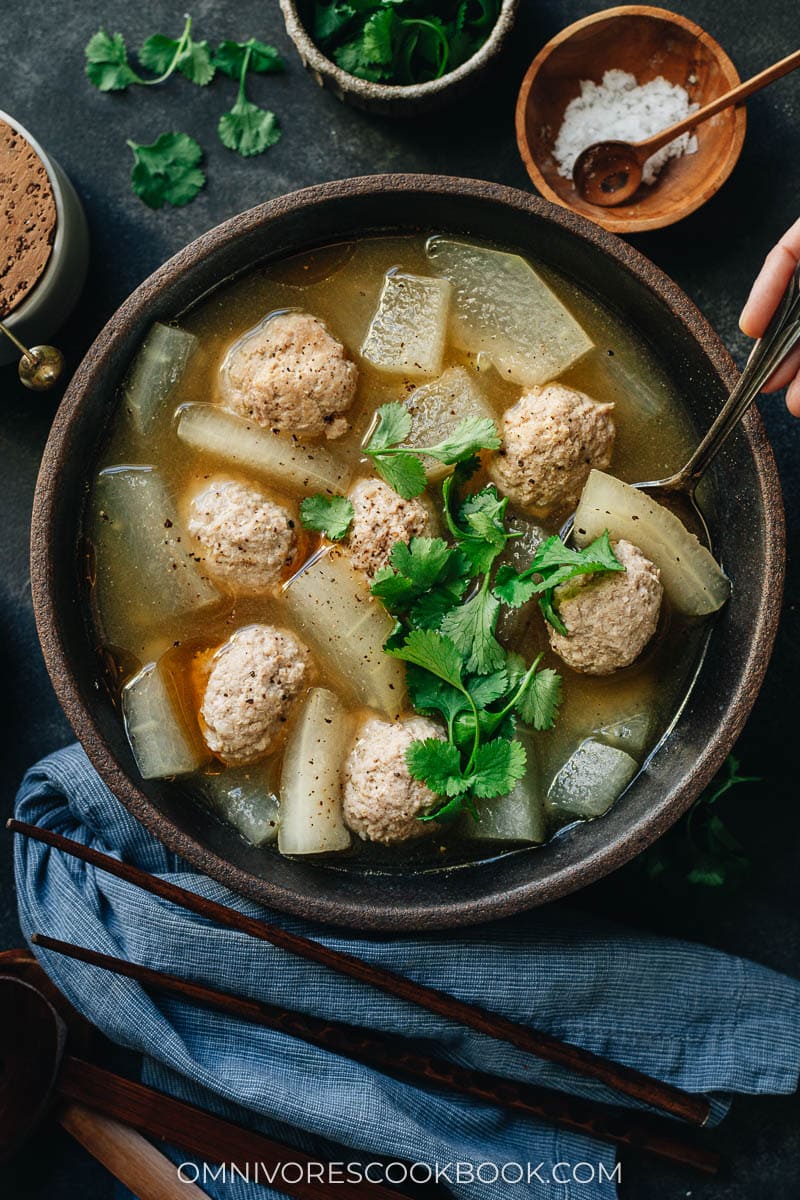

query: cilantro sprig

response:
[215,39,284,157]
[368,459,564,823]
[85,17,286,206]
[312,0,502,86]
[363,402,500,499]
[85,17,215,91]
[300,494,355,541]
[494,531,625,636]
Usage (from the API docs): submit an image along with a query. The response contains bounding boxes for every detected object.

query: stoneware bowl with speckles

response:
[31,175,784,931]
[278,0,520,116]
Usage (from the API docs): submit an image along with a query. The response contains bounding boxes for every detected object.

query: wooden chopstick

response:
[9,819,710,1126]
[32,933,720,1175]
[58,1056,405,1200]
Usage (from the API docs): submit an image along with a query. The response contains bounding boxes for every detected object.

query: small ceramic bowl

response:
[279,0,520,116]
[515,6,746,235]
[0,111,89,367]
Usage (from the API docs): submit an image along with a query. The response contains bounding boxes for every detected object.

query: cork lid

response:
[0,119,58,318]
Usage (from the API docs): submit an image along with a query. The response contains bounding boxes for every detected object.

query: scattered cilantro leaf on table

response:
[215,39,284,157]
[85,30,140,91]
[85,18,286,202]
[86,17,213,91]
[213,39,285,78]
[127,133,205,209]
[300,494,354,541]
[139,29,216,86]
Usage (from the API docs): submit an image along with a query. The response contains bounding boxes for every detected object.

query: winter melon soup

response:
[84,234,730,865]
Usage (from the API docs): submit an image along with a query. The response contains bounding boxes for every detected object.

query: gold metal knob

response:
[0,319,65,391]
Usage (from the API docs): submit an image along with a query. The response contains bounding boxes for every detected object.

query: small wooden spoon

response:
[573,47,800,206]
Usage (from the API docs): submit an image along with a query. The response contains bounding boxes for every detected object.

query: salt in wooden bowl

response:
[515,5,746,234]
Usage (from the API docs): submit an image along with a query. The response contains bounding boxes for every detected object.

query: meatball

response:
[220,311,358,439]
[201,625,311,765]
[347,478,434,579]
[488,384,615,514]
[547,540,663,675]
[342,716,443,844]
[188,480,297,593]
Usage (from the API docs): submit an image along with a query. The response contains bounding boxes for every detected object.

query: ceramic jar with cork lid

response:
[0,110,89,369]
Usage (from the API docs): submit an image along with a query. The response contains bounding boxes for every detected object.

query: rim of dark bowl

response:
[278,0,520,112]
[30,174,785,931]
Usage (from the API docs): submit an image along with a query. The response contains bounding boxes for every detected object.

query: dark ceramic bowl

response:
[278,0,520,116]
[31,175,784,931]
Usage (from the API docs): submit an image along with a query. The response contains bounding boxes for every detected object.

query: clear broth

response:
[85,235,707,867]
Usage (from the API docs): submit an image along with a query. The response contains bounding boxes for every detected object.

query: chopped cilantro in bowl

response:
[312,0,503,85]
[280,0,518,114]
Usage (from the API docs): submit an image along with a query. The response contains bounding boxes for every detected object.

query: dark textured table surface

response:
[1,1,798,1197]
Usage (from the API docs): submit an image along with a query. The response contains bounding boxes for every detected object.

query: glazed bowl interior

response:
[31,176,783,930]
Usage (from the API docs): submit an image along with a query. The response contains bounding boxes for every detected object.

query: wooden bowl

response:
[515,6,746,234]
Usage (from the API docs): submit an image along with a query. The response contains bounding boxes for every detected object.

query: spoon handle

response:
[59,1103,208,1199]
[637,47,800,156]
[677,263,800,487]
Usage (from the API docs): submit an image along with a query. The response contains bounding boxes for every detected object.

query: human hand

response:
[740,217,800,415]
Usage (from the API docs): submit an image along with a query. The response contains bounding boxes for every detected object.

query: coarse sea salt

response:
[553,68,698,186]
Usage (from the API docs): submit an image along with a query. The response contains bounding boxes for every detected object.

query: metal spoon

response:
[562,262,800,546]
[573,48,800,207]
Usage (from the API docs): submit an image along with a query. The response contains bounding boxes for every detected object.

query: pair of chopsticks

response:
[9,818,719,1175]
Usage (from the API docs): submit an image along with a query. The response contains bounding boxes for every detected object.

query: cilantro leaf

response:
[371,538,470,625]
[440,584,504,674]
[406,738,465,796]
[127,133,205,209]
[219,98,281,156]
[471,737,527,799]
[424,416,501,464]
[409,585,465,629]
[372,452,427,499]
[85,30,139,91]
[465,669,509,708]
[315,3,357,42]
[361,9,397,64]
[139,32,216,85]
[366,403,412,452]
[514,666,562,731]
[493,530,624,632]
[405,665,469,726]
[300,494,354,540]
[389,537,453,590]
[442,475,511,575]
[313,0,500,85]
[493,564,537,608]
[633,755,759,893]
[365,405,497,501]
[213,39,285,77]
[388,628,464,690]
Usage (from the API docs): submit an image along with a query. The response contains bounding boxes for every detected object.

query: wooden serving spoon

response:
[0,969,406,1200]
[573,47,800,206]
[0,974,205,1198]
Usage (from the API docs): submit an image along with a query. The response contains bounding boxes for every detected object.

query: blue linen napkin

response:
[12,745,800,1199]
